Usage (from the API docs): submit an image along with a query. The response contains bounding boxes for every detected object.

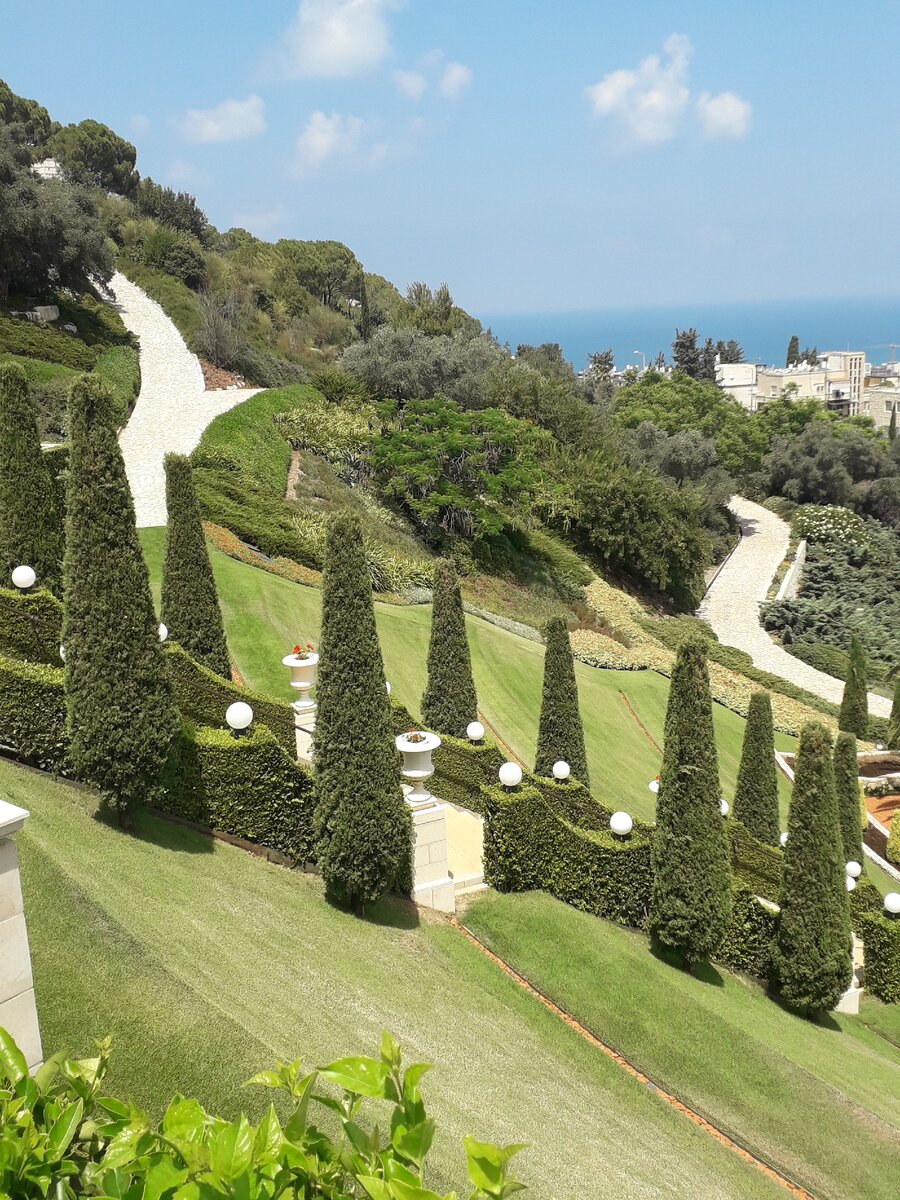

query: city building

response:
[716,350,868,414]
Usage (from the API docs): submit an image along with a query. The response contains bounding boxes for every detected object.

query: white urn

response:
[395,730,442,807]
[282,651,319,715]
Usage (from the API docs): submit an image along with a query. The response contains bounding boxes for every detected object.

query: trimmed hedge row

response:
[0,587,63,664]
[728,819,783,902]
[857,911,900,1003]
[161,724,315,865]
[716,889,778,980]
[0,651,68,772]
[430,734,505,815]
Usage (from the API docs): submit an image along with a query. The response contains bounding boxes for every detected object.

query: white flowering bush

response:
[792,504,868,546]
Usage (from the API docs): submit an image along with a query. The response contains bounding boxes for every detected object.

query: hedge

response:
[0,651,68,772]
[429,734,505,814]
[728,819,783,903]
[161,723,316,864]
[0,587,63,664]
[888,813,900,866]
[0,313,99,371]
[858,911,900,1003]
[716,888,778,980]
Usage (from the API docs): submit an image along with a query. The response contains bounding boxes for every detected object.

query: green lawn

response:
[465,889,900,1200]
[8,759,787,1200]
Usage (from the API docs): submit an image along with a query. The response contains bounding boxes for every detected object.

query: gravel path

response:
[702,496,891,718]
[111,272,259,527]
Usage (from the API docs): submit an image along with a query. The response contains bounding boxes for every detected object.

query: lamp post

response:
[498,761,522,791]
[11,565,35,592]
[610,811,633,840]
[885,892,900,919]
[225,701,253,737]
[552,760,570,783]
[466,720,485,744]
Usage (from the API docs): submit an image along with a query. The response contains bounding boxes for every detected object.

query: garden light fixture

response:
[11,565,35,591]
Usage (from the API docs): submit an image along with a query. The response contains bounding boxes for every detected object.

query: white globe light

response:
[780,832,788,847]
[498,761,522,788]
[845,860,862,879]
[885,892,900,916]
[225,701,254,731]
[11,565,35,590]
[59,644,66,662]
[610,811,633,837]
[467,720,485,742]
[552,759,571,781]
[876,741,885,751]
[719,798,730,817]
[385,680,392,695]
[158,623,168,642]
[845,875,857,892]
[648,778,660,794]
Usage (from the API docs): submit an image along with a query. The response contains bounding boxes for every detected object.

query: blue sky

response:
[4,1,900,316]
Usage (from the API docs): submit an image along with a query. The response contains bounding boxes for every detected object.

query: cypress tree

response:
[650,637,731,965]
[732,691,780,846]
[421,559,477,738]
[313,511,412,910]
[161,453,230,678]
[772,721,852,1014]
[785,335,800,367]
[0,362,63,594]
[889,407,897,442]
[838,634,869,738]
[888,677,900,751]
[359,272,371,341]
[833,731,863,863]
[534,616,589,785]
[62,376,179,827]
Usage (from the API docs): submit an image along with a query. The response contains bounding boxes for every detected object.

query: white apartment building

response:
[859,385,899,431]
[716,350,867,414]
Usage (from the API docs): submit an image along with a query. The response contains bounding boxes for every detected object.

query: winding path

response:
[110,272,259,527]
[702,497,891,718]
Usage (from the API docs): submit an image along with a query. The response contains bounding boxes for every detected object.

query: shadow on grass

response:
[767,989,843,1032]
[649,935,726,987]
[91,803,215,856]
[324,889,421,930]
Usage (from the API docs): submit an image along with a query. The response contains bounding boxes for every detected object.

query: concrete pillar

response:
[409,798,456,914]
[0,800,42,1070]
[282,652,317,766]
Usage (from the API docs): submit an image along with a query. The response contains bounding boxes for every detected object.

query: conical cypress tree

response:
[888,678,900,751]
[161,453,230,678]
[0,362,63,594]
[359,272,371,342]
[62,376,179,827]
[833,731,863,863]
[421,559,477,738]
[772,721,852,1014]
[313,511,412,910]
[732,692,780,846]
[785,335,800,367]
[838,635,869,738]
[889,407,897,443]
[650,637,731,965]
[534,616,589,785]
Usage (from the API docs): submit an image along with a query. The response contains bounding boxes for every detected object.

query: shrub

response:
[534,616,589,786]
[716,888,778,980]
[0,362,64,594]
[651,638,732,965]
[727,819,782,902]
[833,732,864,863]
[0,313,98,370]
[309,363,370,407]
[857,911,900,1003]
[0,586,62,664]
[0,651,68,772]
[838,634,869,738]
[141,226,206,289]
[62,376,180,825]
[92,344,140,423]
[313,513,412,909]
[429,733,505,813]
[162,723,315,863]
[887,812,900,866]
[422,560,478,738]
[789,641,850,682]
[889,678,900,751]
[274,394,374,462]
[162,455,231,677]
[792,503,868,545]
[771,721,852,1014]
[732,692,780,846]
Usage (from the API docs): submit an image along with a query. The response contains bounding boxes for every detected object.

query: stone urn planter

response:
[282,651,318,716]
[395,730,442,807]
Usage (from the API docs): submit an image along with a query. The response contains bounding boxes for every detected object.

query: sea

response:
[479,295,900,374]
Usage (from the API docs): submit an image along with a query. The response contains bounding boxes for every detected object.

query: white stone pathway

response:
[702,496,891,718]
[111,272,259,527]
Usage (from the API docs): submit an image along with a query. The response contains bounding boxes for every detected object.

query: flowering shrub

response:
[203,522,322,586]
[791,504,868,546]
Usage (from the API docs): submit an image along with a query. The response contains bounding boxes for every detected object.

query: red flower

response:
[293,645,302,655]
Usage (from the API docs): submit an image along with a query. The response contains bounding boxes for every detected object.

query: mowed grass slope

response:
[466,890,900,1200]
[9,759,787,1200]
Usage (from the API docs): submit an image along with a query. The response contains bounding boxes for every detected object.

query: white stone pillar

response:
[0,801,42,1070]
[396,732,455,914]
[283,652,318,764]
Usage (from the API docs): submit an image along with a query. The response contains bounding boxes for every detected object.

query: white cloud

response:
[181,95,266,143]
[585,33,692,144]
[278,0,391,79]
[130,114,150,134]
[394,69,427,99]
[696,90,752,140]
[294,111,386,173]
[439,61,472,99]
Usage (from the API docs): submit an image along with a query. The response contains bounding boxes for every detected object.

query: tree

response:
[0,78,56,149]
[715,339,744,364]
[358,272,371,341]
[587,348,615,378]
[889,407,897,443]
[49,119,137,195]
[62,376,179,827]
[698,337,717,383]
[534,616,589,785]
[838,634,869,738]
[0,363,63,593]
[889,678,900,751]
[833,731,863,863]
[161,454,230,678]
[772,721,852,1014]
[786,335,800,367]
[313,512,412,910]
[421,560,477,737]
[650,637,732,965]
[732,691,780,845]
[672,328,700,378]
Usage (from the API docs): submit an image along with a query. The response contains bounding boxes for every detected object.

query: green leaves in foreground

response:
[0,1025,525,1199]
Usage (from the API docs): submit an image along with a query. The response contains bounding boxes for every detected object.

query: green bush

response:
[162,723,315,864]
[858,911,900,1003]
[716,888,778,980]
[887,812,900,866]
[116,258,201,343]
[274,393,375,461]
[834,732,864,863]
[0,313,98,371]
[92,344,140,422]
[792,504,868,545]
[0,651,68,772]
[141,227,206,289]
[192,385,311,491]
[727,819,782,902]
[0,587,62,664]
[789,641,850,681]
[429,734,504,814]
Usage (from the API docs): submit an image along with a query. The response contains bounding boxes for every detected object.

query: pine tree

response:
[313,512,411,910]
[161,453,230,678]
[889,407,897,443]
[888,677,900,751]
[0,362,63,594]
[838,634,869,738]
[833,731,863,863]
[785,335,800,367]
[534,616,589,785]
[772,721,852,1014]
[650,637,732,964]
[672,328,700,378]
[62,376,179,827]
[359,272,371,342]
[421,559,477,737]
[732,691,780,846]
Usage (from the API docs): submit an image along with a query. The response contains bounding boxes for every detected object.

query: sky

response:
[4,1,900,318]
